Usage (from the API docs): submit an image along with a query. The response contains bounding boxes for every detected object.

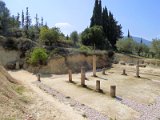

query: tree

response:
[40,17,44,27]
[39,27,59,46]
[90,0,123,49]
[21,10,24,28]
[16,13,20,27]
[70,31,79,46]
[102,7,109,38]
[0,1,10,36]
[29,47,48,65]
[90,0,102,27]
[150,39,160,58]
[107,12,123,49]
[81,26,111,50]
[128,29,131,38]
[35,14,39,29]
[116,38,135,53]
[25,7,31,38]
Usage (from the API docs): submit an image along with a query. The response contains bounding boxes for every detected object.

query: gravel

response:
[34,81,160,120]
[33,81,109,120]
[122,97,160,120]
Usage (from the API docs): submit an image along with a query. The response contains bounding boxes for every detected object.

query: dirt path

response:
[9,70,86,120]
[34,81,109,120]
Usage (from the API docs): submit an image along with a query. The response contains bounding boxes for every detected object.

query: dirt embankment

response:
[27,53,112,74]
[0,46,20,66]
[0,65,27,120]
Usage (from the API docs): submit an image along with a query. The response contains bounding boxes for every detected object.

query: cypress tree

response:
[25,7,31,38]
[21,10,24,28]
[128,29,130,38]
[41,17,44,27]
[90,0,102,27]
[25,7,31,31]
[35,13,39,28]
[102,6,109,38]
[16,13,20,27]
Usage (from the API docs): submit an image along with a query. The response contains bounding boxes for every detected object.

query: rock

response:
[5,61,16,70]
[119,61,126,65]
[139,64,146,68]
[128,63,135,66]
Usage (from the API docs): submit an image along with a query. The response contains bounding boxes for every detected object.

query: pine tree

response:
[90,0,102,27]
[108,12,121,49]
[21,10,24,28]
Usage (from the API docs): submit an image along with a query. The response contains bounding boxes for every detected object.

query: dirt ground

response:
[9,64,160,120]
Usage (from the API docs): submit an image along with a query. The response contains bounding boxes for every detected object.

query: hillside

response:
[132,36,151,46]
[0,65,27,119]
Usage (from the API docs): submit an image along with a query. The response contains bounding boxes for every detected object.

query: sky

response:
[3,0,160,41]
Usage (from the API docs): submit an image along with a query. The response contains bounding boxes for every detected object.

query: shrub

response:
[116,38,135,53]
[17,38,34,58]
[79,45,92,52]
[108,50,115,58]
[0,35,6,44]
[28,47,48,66]
[3,37,17,50]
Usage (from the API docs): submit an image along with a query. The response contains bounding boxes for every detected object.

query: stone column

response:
[136,60,140,77]
[68,70,72,82]
[93,55,97,77]
[16,61,20,70]
[37,73,41,82]
[96,80,101,92]
[122,69,127,75]
[102,68,106,75]
[81,67,86,87]
[110,85,116,98]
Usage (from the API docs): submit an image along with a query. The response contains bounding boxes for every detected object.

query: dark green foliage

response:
[127,29,131,38]
[107,12,123,49]
[24,7,31,38]
[102,7,108,38]
[0,1,10,36]
[3,37,17,50]
[81,26,111,50]
[108,50,114,58]
[17,38,33,51]
[90,0,102,27]
[89,0,123,49]
[7,28,23,38]
[21,10,24,28]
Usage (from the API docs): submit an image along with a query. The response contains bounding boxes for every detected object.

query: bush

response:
[28,47,48,66]
[108,50,114,58]
[0,35,6,44]
[3,37,17,50]
[79,45,92,52]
